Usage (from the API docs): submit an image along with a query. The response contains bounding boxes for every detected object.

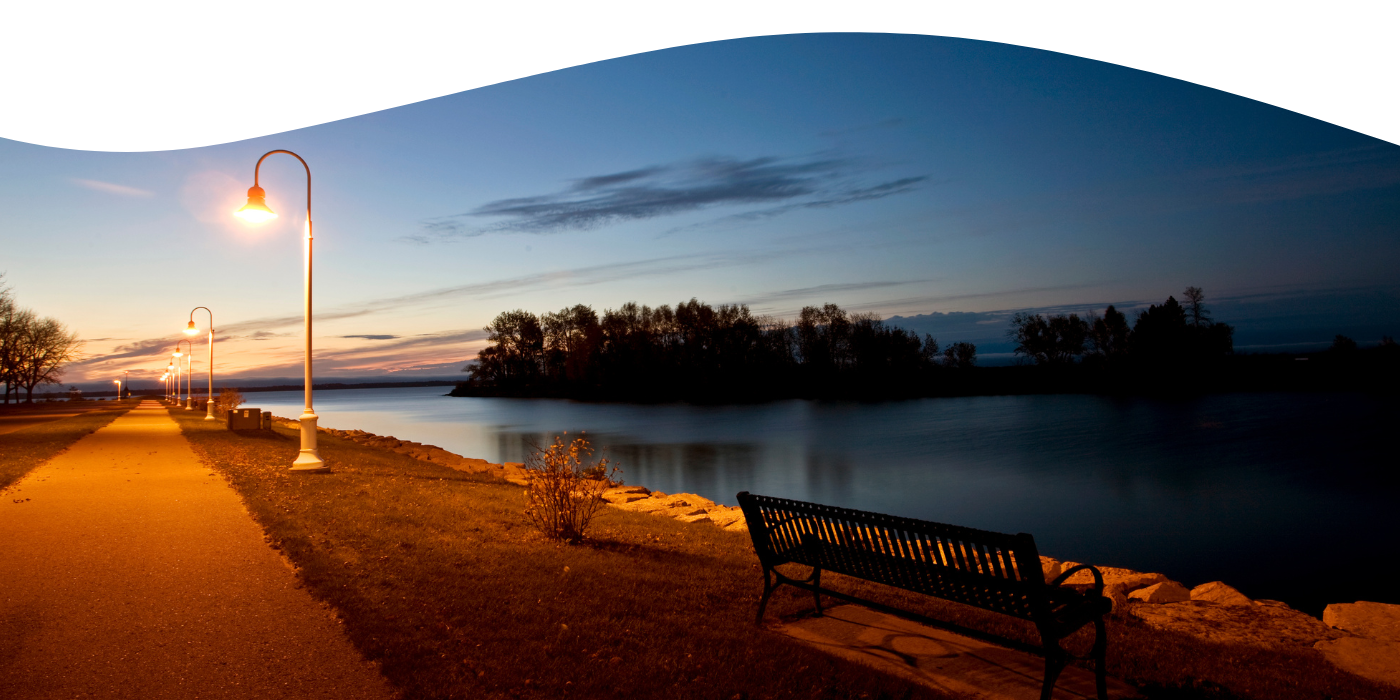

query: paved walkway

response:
[778,605,1136,700]
[0,401,397,699]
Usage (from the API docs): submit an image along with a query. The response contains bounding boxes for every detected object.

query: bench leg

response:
[1039,646,1067,700]
[756,567,776,625]
[1093,617,1108,700]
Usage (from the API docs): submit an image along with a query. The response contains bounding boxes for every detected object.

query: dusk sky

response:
[3,33,1398,388]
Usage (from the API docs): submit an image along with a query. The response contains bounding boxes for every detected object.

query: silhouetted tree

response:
[1009,312,1089,365]
[475,310,545,387]
[942,342,977,368]
[1330,335,1358,353]
[543,304,601,383]
[1129,291,1233,364]
[1086,305,1131,361]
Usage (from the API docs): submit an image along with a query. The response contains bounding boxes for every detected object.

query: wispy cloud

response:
[342,334,400,340]
[736,279,929,307]
[418,154,926,238]
[71,178,154,197]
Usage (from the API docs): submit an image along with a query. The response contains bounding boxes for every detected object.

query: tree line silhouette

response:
[1008,287,1235,367]
[456,287,1396,401]
[456,300,964,401]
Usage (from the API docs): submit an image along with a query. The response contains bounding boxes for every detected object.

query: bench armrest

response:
[1049,564,1105,596]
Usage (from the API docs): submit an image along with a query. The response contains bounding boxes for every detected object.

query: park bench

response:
[736,492,1111,700]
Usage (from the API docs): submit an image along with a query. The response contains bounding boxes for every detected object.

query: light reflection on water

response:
[250,386,1395,613]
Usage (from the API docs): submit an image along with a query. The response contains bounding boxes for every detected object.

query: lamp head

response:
[173,350,183,357]
[184,320,198,335]
[235,185,277,223]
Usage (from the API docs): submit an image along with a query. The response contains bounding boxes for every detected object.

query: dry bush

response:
[523,434,618,543]
[214,387,245,415]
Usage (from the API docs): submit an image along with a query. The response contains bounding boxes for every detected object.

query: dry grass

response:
[0,402,132,490]
[169,408,948,700]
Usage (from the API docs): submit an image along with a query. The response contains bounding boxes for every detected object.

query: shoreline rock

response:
[296,421,750,532]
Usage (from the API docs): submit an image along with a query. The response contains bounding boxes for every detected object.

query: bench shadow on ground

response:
[774,604,1139,700]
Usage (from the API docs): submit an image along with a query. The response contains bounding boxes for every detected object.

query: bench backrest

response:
[737,492,1048,620]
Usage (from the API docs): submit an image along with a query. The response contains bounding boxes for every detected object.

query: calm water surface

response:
[250,387,1396,613]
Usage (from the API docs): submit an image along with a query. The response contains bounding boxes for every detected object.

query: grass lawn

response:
[167,408,1398,700]
[0,400,133,490]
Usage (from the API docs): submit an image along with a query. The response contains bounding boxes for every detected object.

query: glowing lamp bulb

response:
[173,350,183,357]
[184,321,198,335]
[234,185,277,223]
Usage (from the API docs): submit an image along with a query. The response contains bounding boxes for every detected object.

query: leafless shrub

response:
[523,434,619,543]
[215,387,245,415]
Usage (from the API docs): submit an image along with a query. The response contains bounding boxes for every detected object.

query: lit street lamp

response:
[167,361,175,402]
[185,307,216,420]
[235,149,326,472]
[170,352,182,408]
[113,379,121,400]
[176,340,194,409]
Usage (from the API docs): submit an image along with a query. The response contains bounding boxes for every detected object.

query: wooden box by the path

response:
[227,407,262,430]
[736,492,1112,700]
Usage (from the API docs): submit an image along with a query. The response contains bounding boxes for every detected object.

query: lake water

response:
[247,386,1396,614]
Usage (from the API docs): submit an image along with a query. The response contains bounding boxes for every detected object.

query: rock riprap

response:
[301,423,749,532]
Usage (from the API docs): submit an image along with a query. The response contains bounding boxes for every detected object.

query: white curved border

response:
[4,1,1397,151]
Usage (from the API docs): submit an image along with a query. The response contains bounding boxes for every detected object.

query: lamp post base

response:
[291,411,328,472]
[205,400,216,421]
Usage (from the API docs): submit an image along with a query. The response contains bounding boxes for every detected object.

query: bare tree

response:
[1182,286,1210,328]
[10,315,80,402]
[1,281,24,404]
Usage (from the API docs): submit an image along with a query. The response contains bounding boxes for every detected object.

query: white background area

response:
[4,0,1397,152]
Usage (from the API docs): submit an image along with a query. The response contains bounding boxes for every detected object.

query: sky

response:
[2,33,1398,389]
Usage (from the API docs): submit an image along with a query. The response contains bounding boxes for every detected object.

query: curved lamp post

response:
[185,307,216,420]
[172,350,183,406]
[235,149,326,472]
[176,340,194,409]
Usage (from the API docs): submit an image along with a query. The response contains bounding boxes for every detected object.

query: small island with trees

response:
[452,287,1397,402]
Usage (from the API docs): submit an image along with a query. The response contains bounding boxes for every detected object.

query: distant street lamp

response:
[171,353,181,405]
[167,361,175,402]
[113,379,121,401]
[235,149,326,472]
[185,307,216,420]
[176,340,194,409]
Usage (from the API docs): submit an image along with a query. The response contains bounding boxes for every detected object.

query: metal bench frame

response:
[737,492,1111,700]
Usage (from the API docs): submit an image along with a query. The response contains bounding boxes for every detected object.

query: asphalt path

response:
[0,401,398,699]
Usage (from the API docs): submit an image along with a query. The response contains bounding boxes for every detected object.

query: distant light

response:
[234,185,277,223]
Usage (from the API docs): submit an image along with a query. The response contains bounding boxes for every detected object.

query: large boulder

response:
[601,486,651,504]
[1323,601,1400,642]
[1061,565,1168,595]
[1133,600,1344,650]
[708,508,746,529]
[1128,581,1191,604]
[1190,581,1252,606]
